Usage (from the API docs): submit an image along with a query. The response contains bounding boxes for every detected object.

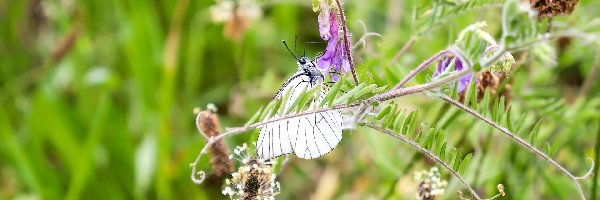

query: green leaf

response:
[455,22,492,63]
[245,106,264,126]
[297,86,320,112]
[375,105,392,120]
[414,0,490,34]
[271,96,283,117]
[260,99,279,121]
[439,142,447,161]
[334,82,367,105]
[350,84,378,102]
[434,129,445,153]
[494,96,506,122]
[479,87,491,115]
[423,128,436,149]
[506,106,514,132]
[451,81,459,99]
[372,85,388,94]
[383,104,399,128]
[502,0,538,46]
[278,85,294,115]
[463,74,478,110]
[453,148,464,171]
[546,138,567,157]
[529,118,544,146]
[514,112,529,134]
[320,79,342,108]
[459,153,473,174]
[407,111,419,139]
[286,86,308,114]
[401,111,416,136]
[392,109,407,131]
[491,97,499,121]
[448,148,457,165]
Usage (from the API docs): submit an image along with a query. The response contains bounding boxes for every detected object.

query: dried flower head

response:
[196,105,234,180]
[315,0,351,81]
[197,106,221,138]
[414,167,448,200]
[223,143,281,200]
[528,0,578,19]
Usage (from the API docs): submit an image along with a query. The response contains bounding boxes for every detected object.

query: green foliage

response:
[374,103,474,176]
[413,0,502,35]
[501,0,539,46]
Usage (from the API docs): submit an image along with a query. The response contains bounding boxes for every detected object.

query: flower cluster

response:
[315,0,351,81]
[222,143,280,200]
[414,167,448,200]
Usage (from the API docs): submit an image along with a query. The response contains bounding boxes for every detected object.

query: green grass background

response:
[1,0,600,199]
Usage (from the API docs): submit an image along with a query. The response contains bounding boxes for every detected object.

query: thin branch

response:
[364,124,482,200]
[334,0,359,85]
[575,158,595,180]
[393,49,450,89]
[190,137,215,184]
[352,20,382,50]
[372,68,471,102]
[439,94,590,200]
[352,33,382,50]
[390,36,417,64]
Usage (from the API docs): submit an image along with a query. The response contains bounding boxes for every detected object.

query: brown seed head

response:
[195,106,234,180]
[529,0,579,19]
[197,110,221,137]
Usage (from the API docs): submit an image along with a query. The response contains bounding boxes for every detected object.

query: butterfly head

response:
[297,56,315,69]
[282,39,323,82]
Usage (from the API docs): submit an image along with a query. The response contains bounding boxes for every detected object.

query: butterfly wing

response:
[257,72,343,159]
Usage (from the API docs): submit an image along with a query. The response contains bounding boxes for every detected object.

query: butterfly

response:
[256,39,344,159]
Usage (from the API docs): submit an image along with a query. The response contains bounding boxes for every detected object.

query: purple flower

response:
[318,7,331,40]
[433,56,476,92]
[316,10,350,82]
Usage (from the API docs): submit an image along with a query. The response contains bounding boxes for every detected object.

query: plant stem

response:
[393,49,450,89]
[390,36,417,64]
[334,0,359,85]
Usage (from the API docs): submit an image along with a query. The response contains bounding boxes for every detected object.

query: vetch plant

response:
[193,0,599,199]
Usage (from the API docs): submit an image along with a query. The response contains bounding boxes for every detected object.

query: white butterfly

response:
[256,41,343,159]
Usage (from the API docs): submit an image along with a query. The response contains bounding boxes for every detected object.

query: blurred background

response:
[1,0,600,199]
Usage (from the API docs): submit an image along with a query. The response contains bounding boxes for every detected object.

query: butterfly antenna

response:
[294,35,299,56]
[303,42,307,57]
[282,40,298,60]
